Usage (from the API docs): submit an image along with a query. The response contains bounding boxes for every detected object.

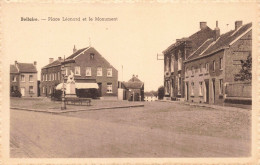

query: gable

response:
[73,47,118,72]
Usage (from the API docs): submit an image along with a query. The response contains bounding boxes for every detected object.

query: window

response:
[213,61,216,71]
[177,76,181,95]
[49,87,52,94]
[45,74,48,81]
[107,68,112,77]
[12,76,17,82]
[42,86,45,94]
[21,75,25,82]
[29,86,33,94]
[97,67,102,76]
[199,64,203,73]
[107,83,112,93]
[42,74,44,81]
[52,73,54,80]
[220,58,223,70]
[86,67,91,76]
[29,75,33,82]
[185,67,189,74]
[171,55,174,72]
[165,57,170,71]
[199,82,203,96]
[58,72,60,80]
[205,63,209,73]
[219,79,223,95]
[65,68,69,76]
[178,57,182,71]
[191,82,194,96]
[191,66,195,75]
[75,66,80,76]
[49,74,51,81]
[90,53,95,59]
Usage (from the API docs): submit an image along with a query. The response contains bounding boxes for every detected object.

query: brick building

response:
[121,75,144,101]
[41,46,118,98]
[162,22,215,100]
[10,61,38,97]
[184,21,252,104]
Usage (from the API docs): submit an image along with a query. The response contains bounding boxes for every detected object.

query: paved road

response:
[10,103,251,158]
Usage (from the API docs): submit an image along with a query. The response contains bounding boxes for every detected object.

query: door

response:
[185,82,189,101]
[21,88,25,96]
[212,79,215,104]
[97,83,102,97]
[204,80,209,103]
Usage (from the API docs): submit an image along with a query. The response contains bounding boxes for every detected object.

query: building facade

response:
[121,75,144,101]
[10,61,38,97]
[163,22,215,100]
[41,46,118,98]
[184,21,252,105]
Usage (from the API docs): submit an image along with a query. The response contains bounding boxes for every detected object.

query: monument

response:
[65,70,77,98]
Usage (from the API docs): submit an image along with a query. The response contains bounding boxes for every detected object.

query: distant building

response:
[41,46,118,98]
[10,61,38,97]
[121,75,144,101]
[184,21,252,104]
[144,92,158,101]
[163,22,215,100]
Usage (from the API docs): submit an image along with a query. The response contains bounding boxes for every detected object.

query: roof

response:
[123,82,144,89]
[128,76,142,82]
[16,63,37,73]
[66,47,89,59]
[186,22,252,62]
[42,59,63,69]
[10,65,18,73]
[163,26,214,54]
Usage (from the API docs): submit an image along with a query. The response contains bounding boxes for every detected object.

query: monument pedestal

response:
[65,83,77,98]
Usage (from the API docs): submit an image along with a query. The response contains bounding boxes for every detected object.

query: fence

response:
[225,81,251,99]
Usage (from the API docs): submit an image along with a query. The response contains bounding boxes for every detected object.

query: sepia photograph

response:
[1,0,259,164]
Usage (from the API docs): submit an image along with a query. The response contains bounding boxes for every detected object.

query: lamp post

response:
[61,60,66,110]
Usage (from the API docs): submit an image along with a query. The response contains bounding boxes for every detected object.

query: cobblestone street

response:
[10,101,251,158]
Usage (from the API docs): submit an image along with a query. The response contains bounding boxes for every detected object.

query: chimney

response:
[214,21,220,40]
[58,57,62,61]
[235,21,243,30]
[136,75,138,78]
[200,22,207,30]
[33,61,37,66]
[49,58,54,64]
[15,60,18,66]
[73,45,77,53]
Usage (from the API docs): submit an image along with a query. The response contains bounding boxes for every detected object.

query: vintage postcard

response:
[1,0,259,164]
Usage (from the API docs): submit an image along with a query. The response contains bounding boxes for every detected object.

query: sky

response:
[2,1,256,91]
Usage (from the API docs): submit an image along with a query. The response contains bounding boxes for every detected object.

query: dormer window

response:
[90,53,95,59]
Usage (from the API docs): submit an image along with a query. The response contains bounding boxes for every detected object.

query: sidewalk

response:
[157,100,251,111]
[10,97,144,114]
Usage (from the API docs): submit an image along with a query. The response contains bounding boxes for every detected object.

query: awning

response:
[56,83,98,90]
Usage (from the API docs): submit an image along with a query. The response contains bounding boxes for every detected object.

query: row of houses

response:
[10,46,145,100]
[163,21,252,105]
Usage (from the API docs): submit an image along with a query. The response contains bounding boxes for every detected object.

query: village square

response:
[9,19,252,158]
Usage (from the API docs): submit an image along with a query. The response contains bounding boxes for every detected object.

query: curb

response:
[10,104,145,114]
[156,100,250,111]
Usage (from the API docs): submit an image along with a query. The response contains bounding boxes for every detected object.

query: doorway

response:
[204,80,209,103]
[212,79,216,104]
[97,83,102,97]
[185,82,189,101]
